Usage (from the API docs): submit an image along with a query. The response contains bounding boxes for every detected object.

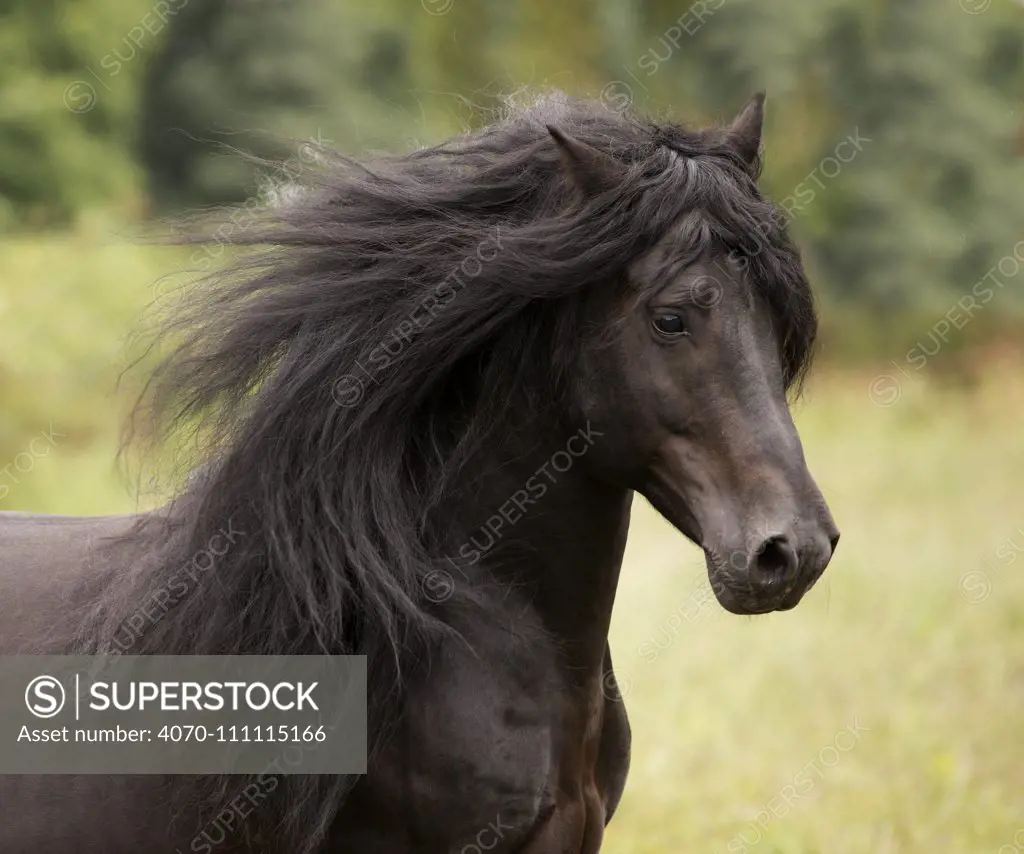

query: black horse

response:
[0,92,838,853]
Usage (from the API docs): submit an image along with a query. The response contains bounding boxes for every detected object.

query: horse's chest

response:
[332,639,630,853]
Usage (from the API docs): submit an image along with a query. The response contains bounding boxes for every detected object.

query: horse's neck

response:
[449,436,633,669]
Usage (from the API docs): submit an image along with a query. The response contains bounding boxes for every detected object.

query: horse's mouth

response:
[705,564,815,615]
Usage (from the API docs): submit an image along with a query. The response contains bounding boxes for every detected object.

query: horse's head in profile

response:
[133,91,838,661]
[549,94,839,614]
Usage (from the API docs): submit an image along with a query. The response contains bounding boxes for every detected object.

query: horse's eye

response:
[652,312,688,338]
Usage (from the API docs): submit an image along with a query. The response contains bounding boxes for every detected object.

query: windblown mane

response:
[81,92,816,852]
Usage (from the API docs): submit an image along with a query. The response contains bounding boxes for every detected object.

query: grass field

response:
[2,234,1022,852]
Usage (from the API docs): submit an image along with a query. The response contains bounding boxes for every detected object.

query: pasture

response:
[1,233,1021,853]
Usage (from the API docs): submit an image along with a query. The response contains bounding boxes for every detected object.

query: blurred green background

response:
[1,1,1022,851]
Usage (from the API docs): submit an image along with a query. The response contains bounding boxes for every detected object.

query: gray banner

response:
[2,656,366,774]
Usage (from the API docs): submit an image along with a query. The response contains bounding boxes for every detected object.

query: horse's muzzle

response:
[705,523,840,615]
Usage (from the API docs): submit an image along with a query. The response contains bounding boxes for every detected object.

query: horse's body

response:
[0,426,639,854]
[0,92,838,852]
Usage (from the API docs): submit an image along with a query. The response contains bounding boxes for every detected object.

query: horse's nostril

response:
[754,535,797,580]
[829,531,841,554]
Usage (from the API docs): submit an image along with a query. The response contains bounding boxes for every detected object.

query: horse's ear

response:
[547,125,627,197]
[727,92,766,166]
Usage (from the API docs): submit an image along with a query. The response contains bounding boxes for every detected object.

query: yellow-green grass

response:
[0,228,191,513]
[2,233,1022,852]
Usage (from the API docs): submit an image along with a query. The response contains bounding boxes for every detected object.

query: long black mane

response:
[81,92,816,851]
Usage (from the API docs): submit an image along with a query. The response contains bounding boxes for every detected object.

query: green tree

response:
[139,0,439,211]
[0,0,152,227]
